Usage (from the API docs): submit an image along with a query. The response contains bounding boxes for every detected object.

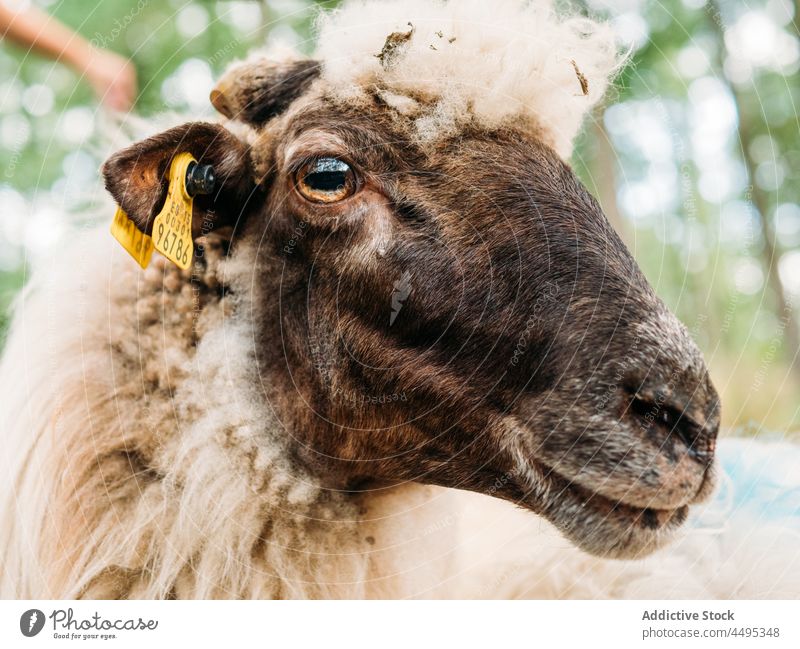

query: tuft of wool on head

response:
[314,0,623,158]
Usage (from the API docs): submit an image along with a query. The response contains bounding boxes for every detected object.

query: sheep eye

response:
[294,157,356,203]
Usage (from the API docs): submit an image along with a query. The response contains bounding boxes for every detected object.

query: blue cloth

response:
[692,438,800,528]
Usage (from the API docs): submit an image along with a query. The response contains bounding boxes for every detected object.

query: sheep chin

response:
[532,469,692,560]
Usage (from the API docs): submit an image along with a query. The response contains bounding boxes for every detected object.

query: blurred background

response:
[0,0,798,435]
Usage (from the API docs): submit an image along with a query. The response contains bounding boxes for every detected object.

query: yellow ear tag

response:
[110,205,154,269]
[152,152,195,269]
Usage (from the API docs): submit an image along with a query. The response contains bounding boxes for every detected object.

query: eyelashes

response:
[293,156,358,204]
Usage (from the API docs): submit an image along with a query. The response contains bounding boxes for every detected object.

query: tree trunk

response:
[706,0,800,374]
[590,115,627,241]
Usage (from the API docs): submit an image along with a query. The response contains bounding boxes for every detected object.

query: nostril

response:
[626,390,715,465]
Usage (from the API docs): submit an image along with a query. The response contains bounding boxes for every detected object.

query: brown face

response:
[103,59,720,559]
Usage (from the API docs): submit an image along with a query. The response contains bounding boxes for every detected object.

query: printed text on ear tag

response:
[110,205,154,269]
[152,152,195,270]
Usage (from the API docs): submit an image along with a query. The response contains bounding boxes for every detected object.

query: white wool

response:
[0,227,461,598]
[0,230,352,598]
[455,475,800,600]
[315,0,621,157]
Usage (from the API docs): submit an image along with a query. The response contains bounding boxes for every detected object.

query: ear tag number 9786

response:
[152,152,196,270]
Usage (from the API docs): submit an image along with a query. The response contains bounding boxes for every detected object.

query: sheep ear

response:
[102,121,255,239]
[210,58,321,124]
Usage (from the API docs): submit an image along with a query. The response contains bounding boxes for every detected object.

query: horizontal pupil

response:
[305,171,347,192]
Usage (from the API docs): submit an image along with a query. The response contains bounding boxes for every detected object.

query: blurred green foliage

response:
[574,0,800,433]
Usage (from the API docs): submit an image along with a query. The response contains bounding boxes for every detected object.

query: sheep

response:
[0,0,797,599]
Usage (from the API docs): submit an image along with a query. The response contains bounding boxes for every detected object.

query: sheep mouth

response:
[526,461,695,559]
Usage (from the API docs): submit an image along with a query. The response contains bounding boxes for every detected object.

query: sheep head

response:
[102,2,720,560]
